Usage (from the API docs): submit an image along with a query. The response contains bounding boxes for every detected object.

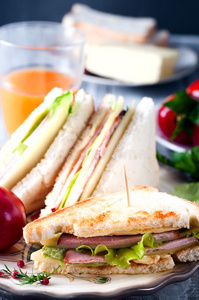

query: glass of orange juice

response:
[0,21,85,136]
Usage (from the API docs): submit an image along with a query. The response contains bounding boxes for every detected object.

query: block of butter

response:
[86,44,179,84]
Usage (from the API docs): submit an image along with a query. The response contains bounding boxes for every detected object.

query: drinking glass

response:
[0,21,85,136]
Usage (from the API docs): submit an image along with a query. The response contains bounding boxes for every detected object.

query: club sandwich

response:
[0,88,94,213]
[24,186,199,275]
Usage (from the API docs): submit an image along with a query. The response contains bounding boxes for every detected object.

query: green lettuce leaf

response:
[172,182,199,204]
[42,246,66,266]
[13,91,73,156]
[59,170,81,209]
[186,232,199,238]
[76,233,161,269]
[48,91,73,119]
[13,142,28,155]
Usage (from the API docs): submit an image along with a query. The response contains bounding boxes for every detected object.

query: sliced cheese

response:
[81,101,135,200]
[31,249,60,264]
[86,44,179,84]
[41,233,62,246]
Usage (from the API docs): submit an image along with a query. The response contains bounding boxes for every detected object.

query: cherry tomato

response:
[0,187,26,251]
[186,79,199,100]
[192,123,199,146]
[158,95,192,145]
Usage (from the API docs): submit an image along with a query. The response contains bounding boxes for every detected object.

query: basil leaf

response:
[170,117,193,141]
[188,103,199,125]
[164,91,196,114]
[173,182,199,203]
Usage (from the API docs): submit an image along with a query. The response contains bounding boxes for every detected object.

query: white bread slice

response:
[174,244,199,262]
[148,30,169,47]
[40,94,115,217]
[63,4,156,44]
[12,89,94,214]
[93,97,159,197]
[23,186,199,244]
[33,254,174,275]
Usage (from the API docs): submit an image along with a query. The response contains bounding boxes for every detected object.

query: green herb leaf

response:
[169,116,186,141]
[0,264,60,285]
[188,102,199,125]
[173,182,199,203]
[172,146,199,179]
[164,91,196,114]
[156,151,174,167]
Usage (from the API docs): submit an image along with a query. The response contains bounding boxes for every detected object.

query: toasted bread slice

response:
[33,254,174,275]
[24,186,199,244]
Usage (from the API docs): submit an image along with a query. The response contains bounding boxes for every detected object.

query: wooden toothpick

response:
[124,165,130,206]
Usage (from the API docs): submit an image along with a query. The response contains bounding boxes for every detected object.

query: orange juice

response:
[0,69,76,136]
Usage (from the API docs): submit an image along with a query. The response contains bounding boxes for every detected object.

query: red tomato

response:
[0,187,26,251]
[158,95,192,145]
[192,123,199,146]
[186,79,199,100]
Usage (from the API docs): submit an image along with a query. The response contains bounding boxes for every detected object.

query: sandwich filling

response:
[0,90,74,188]
[50,97,134,211]
[33,230,199,268]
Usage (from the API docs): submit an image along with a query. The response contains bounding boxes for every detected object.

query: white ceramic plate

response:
[0,166,197,300]
[83,46,198,86]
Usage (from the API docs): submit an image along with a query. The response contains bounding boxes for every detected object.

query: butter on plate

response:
[86,44,179,84]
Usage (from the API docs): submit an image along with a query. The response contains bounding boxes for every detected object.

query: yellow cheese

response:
[31,249,60,264]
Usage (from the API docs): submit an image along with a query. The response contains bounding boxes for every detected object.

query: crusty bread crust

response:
[23,186,199,244]
[174,244,199,262]
[34,255,174,275]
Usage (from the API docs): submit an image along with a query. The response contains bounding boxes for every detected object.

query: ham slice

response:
[146,237,198,255]
[62,236,199,265]
[58,231,180,249]
[64,249,106,264]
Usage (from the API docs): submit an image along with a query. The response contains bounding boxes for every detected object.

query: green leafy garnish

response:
[173,182,199,203]
[157,146,199,180]
[77,233,161,269]
[163,90,198,141]
[0,264,60,285]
